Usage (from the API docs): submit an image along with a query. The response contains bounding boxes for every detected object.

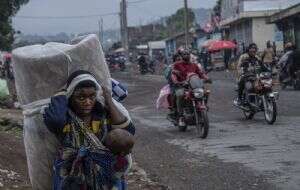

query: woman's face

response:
[71,87,97,117]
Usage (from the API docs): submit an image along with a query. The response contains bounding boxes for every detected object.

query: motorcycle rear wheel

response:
[178,125,187,132]
[243,111,255,120]
[293,80,300,90]
[195,110,209,139]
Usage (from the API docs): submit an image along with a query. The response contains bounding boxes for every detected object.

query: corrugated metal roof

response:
[148,41,166,49]
[242,0,300,12]
[136,45,148,49]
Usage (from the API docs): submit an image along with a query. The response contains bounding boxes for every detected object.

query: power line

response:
[15,12,119,19]
[127,0,151,5]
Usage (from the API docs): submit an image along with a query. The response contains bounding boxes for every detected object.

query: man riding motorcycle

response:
[171,50,211,127]
[236,43,270,105]
[278,42,296,83]
[137,53,148,74]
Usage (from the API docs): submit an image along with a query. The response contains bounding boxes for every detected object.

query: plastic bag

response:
[0,79,9,99]
[156,85,171,109]
[12,34,116,190]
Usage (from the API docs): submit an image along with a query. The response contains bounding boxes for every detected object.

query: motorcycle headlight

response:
[193,88,204,98]
[261,79,272,86]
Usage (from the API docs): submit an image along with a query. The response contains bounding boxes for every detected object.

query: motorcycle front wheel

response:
[195,109,209,139]
[264,97,277,125]
[178,125,187,132]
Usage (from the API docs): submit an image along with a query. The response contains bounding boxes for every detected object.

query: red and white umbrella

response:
[201,39,218,48]
[208,40,236,52]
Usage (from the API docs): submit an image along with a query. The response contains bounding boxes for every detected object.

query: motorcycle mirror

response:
[204,79,213,84]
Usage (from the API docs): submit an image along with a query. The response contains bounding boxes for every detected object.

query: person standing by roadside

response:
[224,49,232,71]
[200,48,209,72]
[262,41,276,75]
[4,54,18,104]
[262,41,275,66]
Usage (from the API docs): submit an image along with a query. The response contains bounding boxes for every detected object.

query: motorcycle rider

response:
[137,53,147,74]
[236,43,269,105]
[278,42,295,83]
[171,50,210,127]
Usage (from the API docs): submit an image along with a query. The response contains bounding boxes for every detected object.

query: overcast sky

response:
[12,0,216,35]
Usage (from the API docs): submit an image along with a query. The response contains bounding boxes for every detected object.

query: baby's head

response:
[104,129,135,156]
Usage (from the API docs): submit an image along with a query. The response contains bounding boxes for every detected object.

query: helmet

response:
[285,42,293,50]
[248,43,258,51]
[177,49,190,62]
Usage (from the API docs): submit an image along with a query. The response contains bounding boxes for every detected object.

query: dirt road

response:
[0,70,300,190]
[116,71,300,190]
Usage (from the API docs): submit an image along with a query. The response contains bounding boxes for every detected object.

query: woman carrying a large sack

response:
[44,70,135,190]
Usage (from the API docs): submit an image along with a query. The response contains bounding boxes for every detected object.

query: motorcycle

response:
[109,62,120,72]
[138,62,148,75]
[148,61,156,74]
[234,71,278,125]
[278,50,300,90]
[280,70,300,90]
[116,56,126,72]
[168,73,211,139]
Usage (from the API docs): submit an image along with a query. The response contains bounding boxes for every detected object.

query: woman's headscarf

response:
[64,70,105,104]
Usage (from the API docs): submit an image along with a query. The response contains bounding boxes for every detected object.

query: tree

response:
[166,8,196,36]
[213,0,222,17]
[0,0,29,51]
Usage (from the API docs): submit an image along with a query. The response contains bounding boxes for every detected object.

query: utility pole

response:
[98,18,104,43]
[184,0,189,48]
[120,0,129,58]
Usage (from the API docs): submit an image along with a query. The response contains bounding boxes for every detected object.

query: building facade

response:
[220,0,298,52]
[165,28,206,56]
[269,3,300,50]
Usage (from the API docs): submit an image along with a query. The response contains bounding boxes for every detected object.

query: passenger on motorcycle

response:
[163,52,183,120]
[236,43,269,105]
[171,50,210,127]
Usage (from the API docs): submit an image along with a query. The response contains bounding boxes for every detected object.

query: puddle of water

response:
[227,145,256,151]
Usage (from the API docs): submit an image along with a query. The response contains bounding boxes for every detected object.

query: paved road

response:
[114,71,300,190]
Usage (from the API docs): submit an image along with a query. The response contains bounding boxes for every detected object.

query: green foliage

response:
[166,8,195,35]
[0,0,29,51]
[213,0,222,16]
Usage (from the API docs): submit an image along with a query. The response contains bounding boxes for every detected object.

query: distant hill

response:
[13,30,120,50]
[193,8,211,27]
[13,8,211,50]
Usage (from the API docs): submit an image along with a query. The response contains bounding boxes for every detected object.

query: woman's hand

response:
[101,86,127,126]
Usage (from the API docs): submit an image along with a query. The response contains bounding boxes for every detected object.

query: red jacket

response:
[172,61,208,83]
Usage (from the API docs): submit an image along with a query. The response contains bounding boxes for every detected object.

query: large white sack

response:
[12,34,111,190]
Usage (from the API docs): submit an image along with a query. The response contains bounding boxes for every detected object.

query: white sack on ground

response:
[12,34,112,190]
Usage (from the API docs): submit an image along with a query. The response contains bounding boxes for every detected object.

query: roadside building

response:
[268,3,300,50]
[135,44,148,55]
[165,28,206,56]
[220,0,299,52]
[148,41,166,59]
[128,24,165,51]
